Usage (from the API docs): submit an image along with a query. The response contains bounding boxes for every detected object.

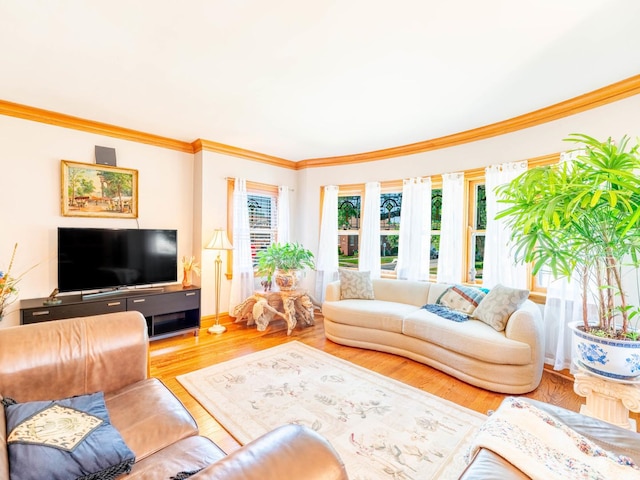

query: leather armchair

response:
[0,312,348,479]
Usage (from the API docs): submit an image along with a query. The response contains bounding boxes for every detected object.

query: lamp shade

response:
[206,229,233,251]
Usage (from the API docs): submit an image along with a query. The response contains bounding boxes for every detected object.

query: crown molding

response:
[2,74,639,168]
[297,74,640,169]
[192,139,295,169]
[0,99,194,153]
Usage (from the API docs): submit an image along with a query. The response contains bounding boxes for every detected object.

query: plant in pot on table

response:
[256,242,315,292]
[496,133,640,380]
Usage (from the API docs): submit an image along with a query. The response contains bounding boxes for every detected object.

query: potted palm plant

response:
[256,242,315,291]
[496,133,640,380]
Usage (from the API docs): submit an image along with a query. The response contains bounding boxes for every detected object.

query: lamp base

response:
[208,324,226,334]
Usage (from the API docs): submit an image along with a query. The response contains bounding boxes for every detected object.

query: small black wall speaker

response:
[95,146,117,166]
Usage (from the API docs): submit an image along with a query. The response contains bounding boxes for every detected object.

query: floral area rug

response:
[177,341,486,480]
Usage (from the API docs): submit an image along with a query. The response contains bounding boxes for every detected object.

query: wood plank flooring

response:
[149,312,640,454]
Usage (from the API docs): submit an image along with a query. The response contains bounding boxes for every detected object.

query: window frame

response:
[226,179,280,278]
[336,181,404,276]
[331,152,559,293]
[464,171,485,285]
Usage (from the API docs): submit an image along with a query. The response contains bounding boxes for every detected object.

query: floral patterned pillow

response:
[472,284,529,331]
[339,269,375,300]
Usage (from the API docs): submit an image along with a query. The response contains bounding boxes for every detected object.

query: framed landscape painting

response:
[61,160,139,218]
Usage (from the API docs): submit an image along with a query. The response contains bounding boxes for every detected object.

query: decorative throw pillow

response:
[339,269,375,300]
[4,391,135,480]
[436,284,487,315]
[472,284,530,331]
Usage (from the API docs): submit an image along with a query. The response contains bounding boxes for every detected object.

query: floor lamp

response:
[205,229,233,334]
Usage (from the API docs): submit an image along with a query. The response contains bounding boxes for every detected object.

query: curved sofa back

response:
[326,278,453,307]
[371,278,430,306]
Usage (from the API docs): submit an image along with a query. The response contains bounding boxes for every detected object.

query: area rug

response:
[177,341,486,480]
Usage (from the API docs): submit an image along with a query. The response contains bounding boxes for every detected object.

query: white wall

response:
[3,93,640,327]
[195,151,298,316]
[0,115,195,327]
[296,95,640,290]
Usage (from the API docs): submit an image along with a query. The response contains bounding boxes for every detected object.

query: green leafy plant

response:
[496,133,640,338]
[256,243,315,282]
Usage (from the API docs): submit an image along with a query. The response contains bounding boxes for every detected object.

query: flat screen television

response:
[58,227,178,293]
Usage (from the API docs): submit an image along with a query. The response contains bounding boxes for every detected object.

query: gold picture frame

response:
[61,160,139,218]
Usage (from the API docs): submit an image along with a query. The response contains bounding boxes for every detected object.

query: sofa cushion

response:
[4,391,135,480]
[472,284,530,331]
[339,269,375,299]
[126,435,225,479]
[437,285,487,315]
[105,378,199,462]
[402,309,532,365]
[322,299,420,333]
[372,278,432,306]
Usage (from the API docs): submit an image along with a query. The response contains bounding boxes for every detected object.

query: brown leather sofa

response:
[0,311,348,480]
[460,397,640,479]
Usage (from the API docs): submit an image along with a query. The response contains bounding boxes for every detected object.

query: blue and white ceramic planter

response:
[570,321,640,381]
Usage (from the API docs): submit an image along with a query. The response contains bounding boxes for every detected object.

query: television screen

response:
[58,228,178,292]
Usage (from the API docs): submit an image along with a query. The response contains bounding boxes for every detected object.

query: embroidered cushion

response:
[472,284,530,331]
[339,269,375,300]
[4,391,135,480]
[436,284,487,315]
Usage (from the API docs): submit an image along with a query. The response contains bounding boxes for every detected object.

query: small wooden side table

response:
[232,289,314,335]
[573,363,640,430]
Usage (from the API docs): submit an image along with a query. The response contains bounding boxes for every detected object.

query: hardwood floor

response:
[149,312,640,454]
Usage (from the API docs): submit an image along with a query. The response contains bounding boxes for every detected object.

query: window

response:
[467,180,486,283]
[331,153,559,292]
[338,193,361,268]
[248,192,278,264]
[380,191,402,271]
[226,179,279,274]
[430,187,442,278]
[337,183,403,273]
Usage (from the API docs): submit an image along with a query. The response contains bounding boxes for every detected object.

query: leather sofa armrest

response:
[0,312,149,402]
[190,424,348,480]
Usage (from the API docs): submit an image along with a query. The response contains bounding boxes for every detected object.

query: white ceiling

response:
[2,0,639,161]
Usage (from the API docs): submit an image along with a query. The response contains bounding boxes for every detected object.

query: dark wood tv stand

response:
[20,284,201,340]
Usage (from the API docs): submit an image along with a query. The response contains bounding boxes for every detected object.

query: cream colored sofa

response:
[322,279,544,394]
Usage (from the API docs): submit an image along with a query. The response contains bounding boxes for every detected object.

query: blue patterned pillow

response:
[436,285,487,315]
[422,304,469,322]
[5,391,135,480]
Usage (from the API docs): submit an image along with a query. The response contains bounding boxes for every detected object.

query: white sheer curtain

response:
[544,149,592,369]
[397,177,431,281]
[229,178,254,316]
[437,173,464,283]
[359,182,381,278]
[483,160,528,289]
[544,277,598,370]
[277,186,290,243]
[315,185,339,302]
